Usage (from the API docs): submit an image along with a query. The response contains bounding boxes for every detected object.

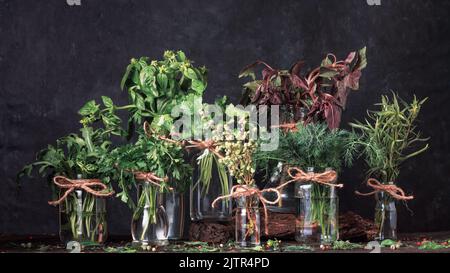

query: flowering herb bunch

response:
[216,106,258,186]
[208,106,262,246]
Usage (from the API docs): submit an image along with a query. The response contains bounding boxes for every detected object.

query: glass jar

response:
[166,191,185,240]
[190,152,233,222]
[375,188,397,241]
[263,162,296,213]
[235,189,261,247]
[59,175,108,245]
[131,181,169,246]
[295,167,339,245]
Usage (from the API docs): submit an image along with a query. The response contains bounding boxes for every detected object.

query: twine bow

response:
[133,171,172,191]
[355,178,414,201]
[48,176,115,206]
[278,167,343,189]
[211,184,281,235]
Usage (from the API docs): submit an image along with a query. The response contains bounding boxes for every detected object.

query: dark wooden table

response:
[1,232,450,253]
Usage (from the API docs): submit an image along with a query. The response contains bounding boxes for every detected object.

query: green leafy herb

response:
[121,50,208,137]
[350,93,429,183]
[418,241,450,251]
[282,245,313,252]
[256,122,358,176]
[332,240,364,250]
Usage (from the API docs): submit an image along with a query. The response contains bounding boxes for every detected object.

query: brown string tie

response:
[143,121,224,159]
[277,167,343,189]
[211,184,281,235]
[133,171,172,191]
[48,176,115,206]
[355,178,414,201]
[185,139,224,159]
[272,123,299,133]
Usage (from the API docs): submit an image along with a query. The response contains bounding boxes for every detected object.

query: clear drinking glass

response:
[131,181,169,246]
[235,190,261,247]
[59,175,108,245]
[190,153,233,222]
[375,189,397,240]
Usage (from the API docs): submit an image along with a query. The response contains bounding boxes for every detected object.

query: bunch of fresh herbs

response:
[350,93,429,184]
[239,48,367,129]
[120,50,207,136]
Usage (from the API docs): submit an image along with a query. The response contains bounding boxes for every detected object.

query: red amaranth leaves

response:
[240,47,367,129]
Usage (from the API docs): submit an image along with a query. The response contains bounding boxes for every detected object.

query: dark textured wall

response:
[1,0,449,235]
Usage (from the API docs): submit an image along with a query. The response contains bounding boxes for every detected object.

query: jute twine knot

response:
[185,139,224,159]
[143,121,224,159]
[211,184,281,235]
[272,123,299,133]
[48,176,115,206]
[355,178,414,201]
[132,171,172,191]
[277,167,343,189]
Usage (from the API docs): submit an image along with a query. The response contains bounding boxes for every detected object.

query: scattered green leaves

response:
[332,240,364,250]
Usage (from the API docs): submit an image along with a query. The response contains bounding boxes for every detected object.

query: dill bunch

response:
[256,122,359,178]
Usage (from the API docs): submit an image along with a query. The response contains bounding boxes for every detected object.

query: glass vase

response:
[190,152,233,222]
[295,167,339,245]
[375,189,397,241]
[263,162,296,213]
[235,190,261,247]
[131,181,169,246]
[59,177,108,245]
[166,191,185,240]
